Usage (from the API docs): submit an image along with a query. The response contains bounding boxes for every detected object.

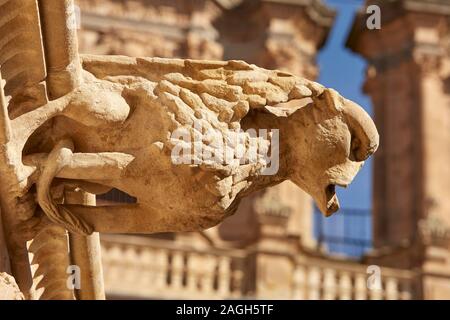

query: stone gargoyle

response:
[22,55,379,235]
[0,0,378,299]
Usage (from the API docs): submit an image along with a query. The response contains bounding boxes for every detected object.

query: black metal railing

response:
[97,188,137,204]
[314,207,372,258]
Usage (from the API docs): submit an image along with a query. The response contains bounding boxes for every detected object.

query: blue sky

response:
[318,0,372,210]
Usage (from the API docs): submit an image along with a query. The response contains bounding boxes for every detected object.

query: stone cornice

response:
[214,0,335,51]
[419,214,450,249]
[213,0,336,22]
[81,12,219,41]
[262,0,336,27]
[346,0,450,53]
[213,0,245,10]
[80,0,335,49]
[362,42,446,74]
[402,0,450,15]
[258,0,336,49]
[215,0,335,27]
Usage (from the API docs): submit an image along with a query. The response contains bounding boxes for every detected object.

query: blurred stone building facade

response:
[74,0,450,299]
[347,0,450,299]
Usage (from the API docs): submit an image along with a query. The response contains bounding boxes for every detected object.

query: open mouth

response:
[325,184,340,216]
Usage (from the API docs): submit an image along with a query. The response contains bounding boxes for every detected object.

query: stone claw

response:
[36,139,94,236]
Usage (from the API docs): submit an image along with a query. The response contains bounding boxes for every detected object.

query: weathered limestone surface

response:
[18,55,378,233]
[0,0,378,299]
[0,273,24,300]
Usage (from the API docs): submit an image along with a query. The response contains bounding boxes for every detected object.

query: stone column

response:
[347,0,450,298]
[252,193,298,299]
[66,189,105,300]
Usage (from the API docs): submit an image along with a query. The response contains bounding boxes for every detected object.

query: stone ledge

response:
[263,0,336,27]
[214,0,335,27]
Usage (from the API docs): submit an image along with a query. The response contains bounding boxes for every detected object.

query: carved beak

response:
[315,162,362,217]
[317,182,348,217]
[342,98,379,161]
[324,184,340,216]
[322,89,379,162]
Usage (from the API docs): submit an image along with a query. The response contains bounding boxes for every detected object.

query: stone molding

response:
[347,0,450,53]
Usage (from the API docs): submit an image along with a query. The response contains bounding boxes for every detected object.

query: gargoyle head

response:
[277,88,379,216]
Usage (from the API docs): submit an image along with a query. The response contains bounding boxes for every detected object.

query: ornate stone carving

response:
[419,214,450,249]
[0,0,378,299]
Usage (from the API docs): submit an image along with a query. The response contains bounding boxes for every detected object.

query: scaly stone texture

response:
[20,55,377,234]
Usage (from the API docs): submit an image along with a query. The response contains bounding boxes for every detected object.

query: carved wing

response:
[81,55,321,205]
[81,55,320,165]
[81,55,321,118]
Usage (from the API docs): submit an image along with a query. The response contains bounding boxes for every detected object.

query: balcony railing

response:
[314,207,372,257]
[101,235,249,299]
[100,235,417,300]
[292,255,416,300]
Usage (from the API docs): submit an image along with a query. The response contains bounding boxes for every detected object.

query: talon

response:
[36,139,94,235]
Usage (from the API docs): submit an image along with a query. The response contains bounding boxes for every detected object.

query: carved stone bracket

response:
[254,192,292,227]
[419,214,450,249]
